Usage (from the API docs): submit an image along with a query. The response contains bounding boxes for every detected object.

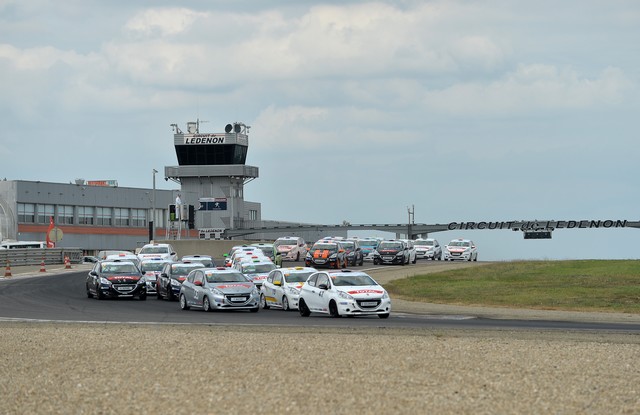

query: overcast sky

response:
[1,1,639,260]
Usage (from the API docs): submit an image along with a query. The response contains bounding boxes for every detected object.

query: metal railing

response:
[0,248,84,266]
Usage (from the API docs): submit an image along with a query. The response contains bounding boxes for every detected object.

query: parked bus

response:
[0,240,47,249]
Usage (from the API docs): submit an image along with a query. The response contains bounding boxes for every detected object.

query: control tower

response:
[164,120,260,238]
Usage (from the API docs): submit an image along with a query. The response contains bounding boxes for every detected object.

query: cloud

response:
[424,64,634,116]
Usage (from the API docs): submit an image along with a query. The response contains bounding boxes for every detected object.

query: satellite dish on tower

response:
[225,124,233,133]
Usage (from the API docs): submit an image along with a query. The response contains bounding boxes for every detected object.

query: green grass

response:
[385,260,640,313]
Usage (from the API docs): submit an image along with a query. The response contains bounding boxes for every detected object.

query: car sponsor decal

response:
[216,283,253,289]
[347,289,384,294]
[106,276,140,282]
[313,250,331,259]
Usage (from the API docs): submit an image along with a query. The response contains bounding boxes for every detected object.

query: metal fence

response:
[0,248,84,266]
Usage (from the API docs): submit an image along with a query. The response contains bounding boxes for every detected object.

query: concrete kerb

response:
[0,264,93,279]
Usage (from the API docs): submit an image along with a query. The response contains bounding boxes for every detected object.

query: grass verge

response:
[385,260,640,313]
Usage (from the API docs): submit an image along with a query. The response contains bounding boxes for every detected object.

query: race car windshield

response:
[242,263,276,273]
[378,242,403,250]
[141,262,166,272]
[340,242,354,250]
[449,241,470,247]
[331,275,378,286]
[140,247,169,254]
[312,244,337,251]
[172,264,204,276]
[205,272,248,283]
[185,258,214,267]
[359,241,378,248]
[284,272,314,283]
[274,241,296,248]
[415,240,433,246]
[103,264,138,274]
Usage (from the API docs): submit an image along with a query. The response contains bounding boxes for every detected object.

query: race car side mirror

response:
[318,283,328,290]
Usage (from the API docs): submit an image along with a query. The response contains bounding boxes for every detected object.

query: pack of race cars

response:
[85,237,477,318]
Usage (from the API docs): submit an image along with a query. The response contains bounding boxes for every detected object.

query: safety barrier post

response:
[4,260,11,278]
[40,257,46,272]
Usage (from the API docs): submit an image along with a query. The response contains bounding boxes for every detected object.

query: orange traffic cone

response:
[65,256,72,269]
[40,258,46,272]
[4,260,11,278]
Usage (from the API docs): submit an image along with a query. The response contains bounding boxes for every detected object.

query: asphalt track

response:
[1,267,640,333]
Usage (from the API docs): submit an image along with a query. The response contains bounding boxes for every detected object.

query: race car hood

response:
[377,248,402,255]
[310,249,337,258]
[245,273,269,284]
[285,282,305,290]
[446,246,468,253]
[276,245,295,253]
[336,286,385,299]
[105,275,141,283]
[172,276,187,283]
[210,283,255,294]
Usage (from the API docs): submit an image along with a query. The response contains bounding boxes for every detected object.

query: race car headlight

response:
[209,288,224,296]
[337,291,354,300]
[99,277,111,285]
[305,253,311,260]
[382,291,389,299]
[136,279,145,285]
[328,253,337,259]
[395,252,404,257]
[170,279,182,287]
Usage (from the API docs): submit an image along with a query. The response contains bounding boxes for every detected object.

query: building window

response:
[17,203,35,223]
[37,204,55,224]
[114,208,130,226]
[58,205,74,225]
[131,209,146,227]
[249,209,257,221]
[78,206,94,225]
[96,207,112,226]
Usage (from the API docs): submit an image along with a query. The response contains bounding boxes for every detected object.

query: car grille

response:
[356,299,381,309]
[114,285,136,293]
[225,294,249,304]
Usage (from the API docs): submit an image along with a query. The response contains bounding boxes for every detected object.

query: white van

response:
[273,236,307,261]
[137,243,178,262]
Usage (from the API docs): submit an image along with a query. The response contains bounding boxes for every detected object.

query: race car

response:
[233,259,277,289]
[298,270,390,318]
[86,259,146,300]
[260,266,317,311]
[414,238,442,260]
[305,240,348,269]
[373,240,410,265]
[181,254,215,267]
[139,258,171,295]
[274,236,307,261]
[179,267,260,312]
[157,261,206,300]
[137,243,178,262]
[443,239,478,261]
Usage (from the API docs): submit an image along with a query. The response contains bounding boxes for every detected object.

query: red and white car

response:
[443,239,478,261]
[298,270,391,318]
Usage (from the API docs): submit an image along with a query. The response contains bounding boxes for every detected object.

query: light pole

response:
[152,169,158,242]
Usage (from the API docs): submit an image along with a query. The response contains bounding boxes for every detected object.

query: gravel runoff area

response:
[1,263,640,414]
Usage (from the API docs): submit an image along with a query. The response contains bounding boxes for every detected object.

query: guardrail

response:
[0,248,84,266]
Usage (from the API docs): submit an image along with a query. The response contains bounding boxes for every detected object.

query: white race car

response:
[260,266,317,311]
[443,239,478,261]
[298,270,391,318]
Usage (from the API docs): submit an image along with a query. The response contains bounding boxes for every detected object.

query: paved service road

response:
[2,268,640,333]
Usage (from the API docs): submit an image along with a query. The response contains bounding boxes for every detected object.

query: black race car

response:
[156,261,205,300]
[86,259,146,300]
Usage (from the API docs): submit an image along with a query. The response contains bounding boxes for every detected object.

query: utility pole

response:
[407,205,415,239]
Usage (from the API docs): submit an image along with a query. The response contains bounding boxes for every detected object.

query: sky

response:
[1,0,639,261]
